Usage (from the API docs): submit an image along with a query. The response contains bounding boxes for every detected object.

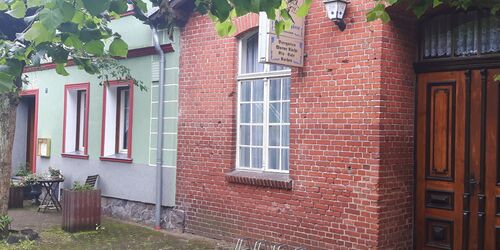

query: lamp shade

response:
[323,0,348,21]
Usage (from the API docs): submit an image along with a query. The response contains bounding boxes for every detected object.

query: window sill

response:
[61,153,89,160]
[225,170,292,190]
[99,155,133,164]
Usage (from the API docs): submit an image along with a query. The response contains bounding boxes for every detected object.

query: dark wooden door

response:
[417,69,500,250]
[25,96,35,172]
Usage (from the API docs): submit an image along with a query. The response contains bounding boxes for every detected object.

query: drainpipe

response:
[152,26,165,230]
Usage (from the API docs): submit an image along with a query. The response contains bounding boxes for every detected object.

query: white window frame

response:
[235,31,291,173]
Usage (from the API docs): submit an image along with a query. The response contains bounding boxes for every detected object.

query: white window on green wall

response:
[236,31,291,172]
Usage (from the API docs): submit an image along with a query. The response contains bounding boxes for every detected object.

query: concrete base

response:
[101,197,185,232]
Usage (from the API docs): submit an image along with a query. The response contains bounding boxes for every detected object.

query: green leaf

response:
[39,8,65,32]
[7,0,26,18]
[109,38,128,57]
[109,0,128,14]
[58,1,76,21]
[63,34,84,50]
[215,19,236,36]
[82,0,111,16]
[84,40,104,56]
[495,75,500,82]
[433,0,442,8]
[211,0,232,22]
[55,63,69,76]
[296,0,312,18]
[134,0,147,12]
[27,0,41,8]
[0,72,15,93]
[24,22,53,45]
[0,0,8,11]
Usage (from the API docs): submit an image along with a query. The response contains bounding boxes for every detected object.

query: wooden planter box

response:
[62,189,101,232]
[9,186,24,208]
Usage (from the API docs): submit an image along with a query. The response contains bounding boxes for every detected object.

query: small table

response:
[38,178,64,213]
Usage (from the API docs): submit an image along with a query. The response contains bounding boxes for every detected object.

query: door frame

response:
[19,89,39,174]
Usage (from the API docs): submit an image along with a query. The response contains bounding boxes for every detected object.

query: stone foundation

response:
[101,197,185,231]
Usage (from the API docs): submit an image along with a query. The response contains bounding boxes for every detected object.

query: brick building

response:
[176,0,500,249]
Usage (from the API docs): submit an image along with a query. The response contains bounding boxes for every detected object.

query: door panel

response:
[417,71,466,250]
[484,69,500,250]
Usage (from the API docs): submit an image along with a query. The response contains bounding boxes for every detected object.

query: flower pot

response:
[62,189,101,232]
[8,186,24,208]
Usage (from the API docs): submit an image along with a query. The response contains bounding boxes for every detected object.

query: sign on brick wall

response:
[258,2,305,68]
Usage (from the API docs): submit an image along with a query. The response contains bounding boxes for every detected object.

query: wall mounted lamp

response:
[323,0,349,31]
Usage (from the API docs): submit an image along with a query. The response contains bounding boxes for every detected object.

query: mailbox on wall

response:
[37,138,51,158]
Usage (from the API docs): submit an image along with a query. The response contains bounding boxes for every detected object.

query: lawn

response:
[1,218,219,250]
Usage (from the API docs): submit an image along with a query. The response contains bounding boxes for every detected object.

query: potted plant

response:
[14,163,31,200]
[62,182,101,232]
[8,180,24,208]
[48,167,62,180]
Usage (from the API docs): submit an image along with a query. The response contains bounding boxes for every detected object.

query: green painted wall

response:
[23,16,180,167]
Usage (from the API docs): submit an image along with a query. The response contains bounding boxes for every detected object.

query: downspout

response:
[151,26,165,230]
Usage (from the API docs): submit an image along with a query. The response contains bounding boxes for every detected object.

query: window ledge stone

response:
[225,170,292,190]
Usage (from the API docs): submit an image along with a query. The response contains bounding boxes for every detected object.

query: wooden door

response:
[25,96,35,172]
[417,69,500,249]
[416,71,466,250]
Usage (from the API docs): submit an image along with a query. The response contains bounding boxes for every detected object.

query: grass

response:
[0,218,218,250]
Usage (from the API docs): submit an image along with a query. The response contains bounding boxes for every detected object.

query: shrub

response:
[71,182,94,191]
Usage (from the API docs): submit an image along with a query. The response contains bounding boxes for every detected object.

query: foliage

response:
[0,0,141,93]
[23,174,39,185]
[71,182,94,191]
[367,0,500,22]
[16,240,36,250]
[195,0,311,36]
[48,166,61,177]
[10,180,24,188]
[15,163,31,177]
[0,215,12,232]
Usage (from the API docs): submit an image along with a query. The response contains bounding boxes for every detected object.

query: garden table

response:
[37,177,64,213]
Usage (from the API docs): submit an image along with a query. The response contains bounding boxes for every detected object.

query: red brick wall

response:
[377,10,417,249]
[176,1,416,249]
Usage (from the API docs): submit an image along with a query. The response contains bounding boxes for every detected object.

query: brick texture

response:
[176,1,416,249]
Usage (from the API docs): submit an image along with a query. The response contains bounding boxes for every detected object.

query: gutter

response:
[151,26,165,230]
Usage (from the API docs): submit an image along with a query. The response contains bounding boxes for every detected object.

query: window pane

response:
[240,125,250,145]
[244,34,264,74]
[282,102,290,123]
[269,125,280,146]
[241,81,251,101]
[270,80,281,101]
[281,149,289,171]
[251,126,263,146]
[268,148,280,170]
[251,148,263,168]
[270,63,289,72]
[240,104,250,123]
[455,11,478,56]
[481,11,500,54]
[252,103,263,123]
[239,147,250,167]
[282,125,289,147]
[282,78,291,100]
[252,80,264,101]
[123,90,129,150]
[269,103,281,123]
